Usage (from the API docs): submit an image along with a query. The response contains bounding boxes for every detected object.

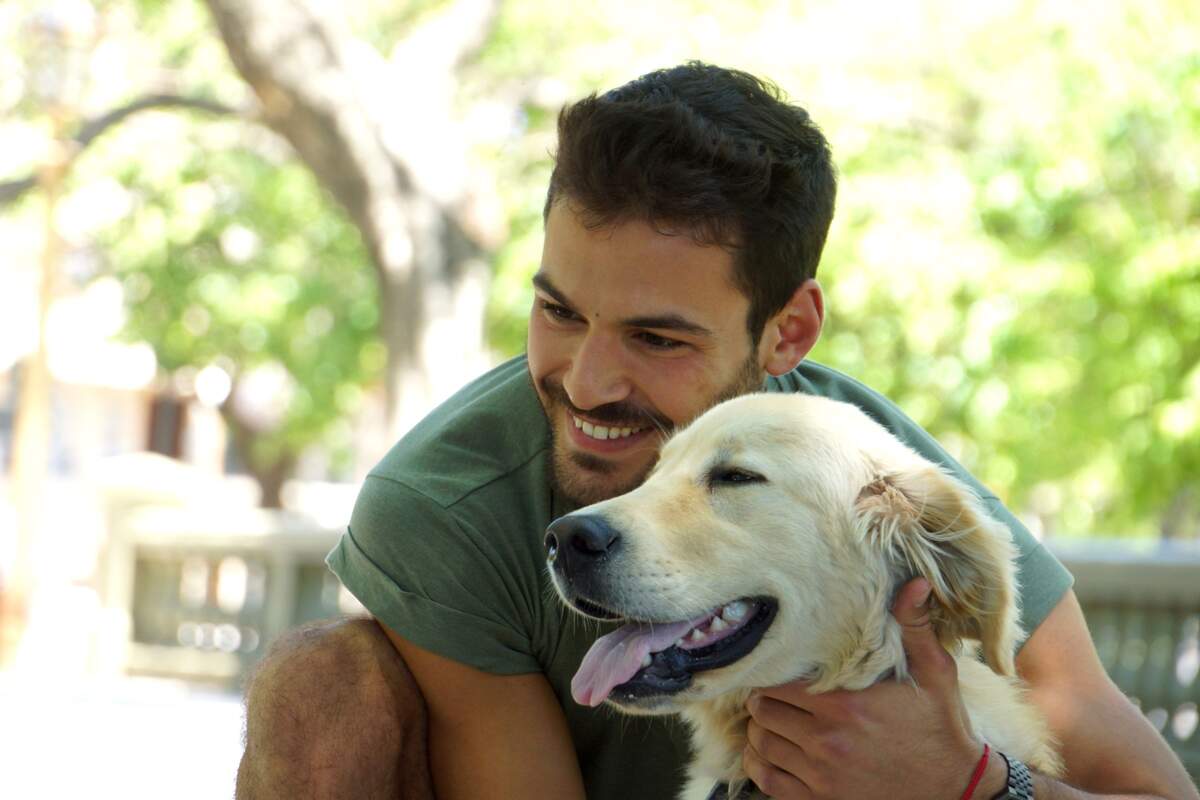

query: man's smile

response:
[565,410,657,454]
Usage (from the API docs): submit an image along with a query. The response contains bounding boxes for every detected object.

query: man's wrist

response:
[984,750,1041,800]
[976,744,1010,799]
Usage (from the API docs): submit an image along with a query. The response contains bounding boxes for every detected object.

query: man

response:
[236,63,1198,800]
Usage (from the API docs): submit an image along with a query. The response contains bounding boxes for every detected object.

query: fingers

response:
[891,576,933,629]
[891,577,956,687]
[744,715,814,799]
[754,675,816,708]
[746,694,814,748]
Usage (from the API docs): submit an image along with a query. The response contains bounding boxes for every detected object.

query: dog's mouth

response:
[569,596,778,707]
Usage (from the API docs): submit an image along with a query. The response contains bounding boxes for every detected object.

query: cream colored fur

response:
[564,393,1062,799]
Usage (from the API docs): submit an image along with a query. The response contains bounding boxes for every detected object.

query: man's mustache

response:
[540,378,674,433]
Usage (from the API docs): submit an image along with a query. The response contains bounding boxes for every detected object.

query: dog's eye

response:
[708,467,766,486]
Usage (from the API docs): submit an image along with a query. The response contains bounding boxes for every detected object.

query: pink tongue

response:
[571,616,706,707]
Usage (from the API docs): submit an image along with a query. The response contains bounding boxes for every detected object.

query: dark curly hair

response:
[545,61,837,344]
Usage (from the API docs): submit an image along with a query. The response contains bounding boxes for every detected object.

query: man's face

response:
[528,202,767,507]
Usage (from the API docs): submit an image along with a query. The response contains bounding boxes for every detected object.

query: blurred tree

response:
[479,1,1200,539]
[3,0,508,505]
[201,0,502,442]
[790,3,1200,538]
[2,0,1196,535]
[964,45,1200,538]
[101,149,383,506]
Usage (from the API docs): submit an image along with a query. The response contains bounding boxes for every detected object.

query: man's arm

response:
[379,620,587,800]
[743,581,1199,799]
[1008,590,1198,799]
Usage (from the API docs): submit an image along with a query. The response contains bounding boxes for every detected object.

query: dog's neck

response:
[680,689,756,794]
[678,613,910,796]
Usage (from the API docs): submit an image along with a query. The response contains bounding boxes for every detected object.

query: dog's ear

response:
[855,465,1022,676]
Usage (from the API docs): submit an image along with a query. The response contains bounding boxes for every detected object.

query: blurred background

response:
[1,0,1197,795]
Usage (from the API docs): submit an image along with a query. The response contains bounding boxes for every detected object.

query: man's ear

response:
[759,279,824,376]
[854,465,1023,676]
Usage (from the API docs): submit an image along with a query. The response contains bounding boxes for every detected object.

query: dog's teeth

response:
[722,601,749,622]
[689,629,706,643]
[675,638,686,647]
[709,616,728,633]
[641,654,652,668]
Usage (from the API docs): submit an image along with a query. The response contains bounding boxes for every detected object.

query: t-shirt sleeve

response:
[786,365,1075,643]
[326,474,542,675]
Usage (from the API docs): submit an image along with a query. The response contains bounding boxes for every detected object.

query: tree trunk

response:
[221,408,294,510]
[201,0,500,450]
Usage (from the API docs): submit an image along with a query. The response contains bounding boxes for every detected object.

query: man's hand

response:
[742,578,988,799]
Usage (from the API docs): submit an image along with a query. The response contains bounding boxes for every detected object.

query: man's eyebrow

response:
[532,272,715,338]
[532,273,571,307]
[622,313,714,337]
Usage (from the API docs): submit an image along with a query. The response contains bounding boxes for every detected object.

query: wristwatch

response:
[990,751,1035,800]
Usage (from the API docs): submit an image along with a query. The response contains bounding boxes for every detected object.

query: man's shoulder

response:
[369,355,550,509]
[767,360,902,421]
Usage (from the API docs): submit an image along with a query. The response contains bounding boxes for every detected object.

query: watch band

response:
[705,780,758,800]
[990,751,1035,800]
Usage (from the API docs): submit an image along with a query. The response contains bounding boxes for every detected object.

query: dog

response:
[545,392,1062,799]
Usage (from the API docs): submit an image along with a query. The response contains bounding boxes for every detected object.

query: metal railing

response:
[100,507,1200,779]
[1049,539,1200,780]
[101,505,350,684]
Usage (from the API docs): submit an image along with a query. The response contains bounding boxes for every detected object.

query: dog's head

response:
[546,393,1022,715]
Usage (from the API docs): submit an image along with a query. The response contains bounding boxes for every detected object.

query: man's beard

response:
[534,354,765,508]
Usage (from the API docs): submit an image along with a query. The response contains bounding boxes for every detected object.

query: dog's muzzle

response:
[545,513,620,564]
[545,513,630,620]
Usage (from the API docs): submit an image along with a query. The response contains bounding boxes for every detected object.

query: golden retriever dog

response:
[545,393,1062,799]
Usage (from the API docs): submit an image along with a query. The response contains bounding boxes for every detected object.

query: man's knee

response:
[246,617,425,724]
[237,617,431,799]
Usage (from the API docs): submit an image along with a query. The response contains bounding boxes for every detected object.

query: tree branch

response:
[75,93,238,148]
[398,0,502,73]
[0,92,240,207]
[0,177,36,207]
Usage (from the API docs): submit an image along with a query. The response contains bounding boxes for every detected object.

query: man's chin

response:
[551,447,653,507]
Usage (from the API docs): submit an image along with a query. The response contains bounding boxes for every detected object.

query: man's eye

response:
[540,301,579,322]
[637,332,684,350]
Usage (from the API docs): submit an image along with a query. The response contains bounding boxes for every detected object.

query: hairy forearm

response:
[1024,688,1200,800]
[1015,593,1200,800]
[1030,774,1173,800]
[975,747,1196,800]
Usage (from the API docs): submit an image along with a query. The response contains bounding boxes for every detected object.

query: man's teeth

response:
[572,415,645,441]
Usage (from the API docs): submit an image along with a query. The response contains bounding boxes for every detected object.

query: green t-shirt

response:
[327,355,1073,799]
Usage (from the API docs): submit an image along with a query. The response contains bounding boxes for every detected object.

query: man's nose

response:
[562,333,631,410]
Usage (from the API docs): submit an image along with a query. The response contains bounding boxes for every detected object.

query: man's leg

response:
[236,617,434,800]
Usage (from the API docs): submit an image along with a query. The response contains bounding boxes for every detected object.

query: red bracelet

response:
[960,742,991,800]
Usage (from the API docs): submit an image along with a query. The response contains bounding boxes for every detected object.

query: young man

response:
[236,63,1198,800]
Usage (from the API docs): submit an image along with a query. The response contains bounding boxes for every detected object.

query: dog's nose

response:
[545,514,621,564]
